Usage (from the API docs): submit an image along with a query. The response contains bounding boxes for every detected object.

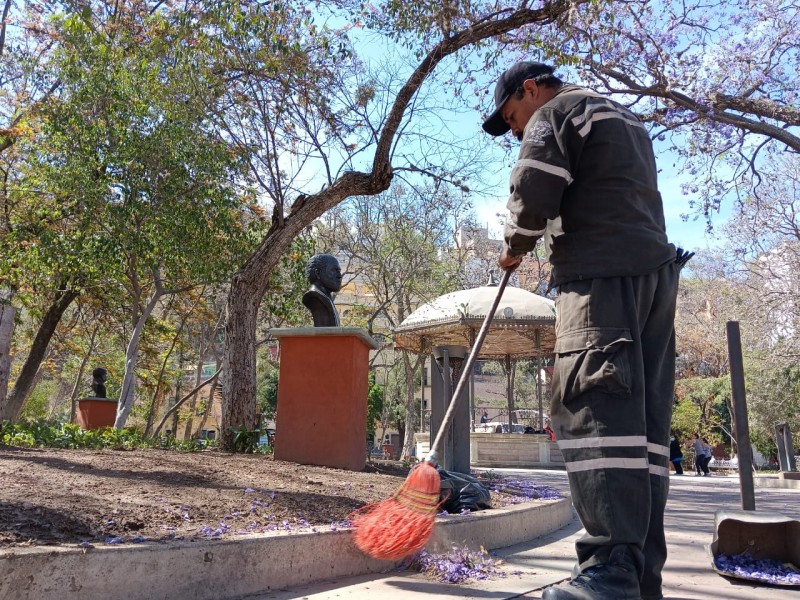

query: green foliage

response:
[674,376,731,444]
[229,424,261,454]
[2,5,263,307]
[749,427,778,462]
[670,397,702,442]
[367,372,384,439]
[18,380,61,422]
[262,235,316,327]
[742,358,800,459]
[257,365,280,420]
[0,420,213,451]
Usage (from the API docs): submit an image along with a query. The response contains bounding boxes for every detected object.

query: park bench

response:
[709,457,738,471]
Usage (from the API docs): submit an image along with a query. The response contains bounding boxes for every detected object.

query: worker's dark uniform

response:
[503,84,679,598]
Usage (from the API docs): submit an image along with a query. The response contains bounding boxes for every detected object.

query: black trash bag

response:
[437,468,492,513]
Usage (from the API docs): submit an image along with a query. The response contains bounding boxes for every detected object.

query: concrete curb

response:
[754,474,800,490]
[0,498,572,600]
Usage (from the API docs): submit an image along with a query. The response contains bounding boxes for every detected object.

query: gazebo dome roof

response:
[393,280,556,359]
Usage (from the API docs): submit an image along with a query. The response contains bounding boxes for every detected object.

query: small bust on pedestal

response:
[90,367,108,399]
[78,367,116,429]
[302,253,343,327]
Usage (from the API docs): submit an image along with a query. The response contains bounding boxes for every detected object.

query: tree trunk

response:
[0,303,15,411]
[401,350,424,461]
[505,356,516,430]
[51,379,73,420]
[220,274,262,450]
[153,368,220,437]
[114,290,162,428]
[0,288,78,422]
[191,370,216,439]
[144,313,190,436]
[69,324,99,423]
[182,356,204,440]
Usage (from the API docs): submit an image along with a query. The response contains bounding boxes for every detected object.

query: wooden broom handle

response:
[427,268,512,462]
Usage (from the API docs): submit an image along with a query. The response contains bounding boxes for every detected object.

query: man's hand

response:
[499,248,523,271]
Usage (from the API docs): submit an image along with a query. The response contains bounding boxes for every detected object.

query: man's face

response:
[501,81,545,141]
[319,259,343,292]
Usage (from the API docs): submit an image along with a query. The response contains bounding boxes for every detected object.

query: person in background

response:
[701,437,713,476]
[669,433,684,475]
[480,410,489,424]
[691,433,710,476]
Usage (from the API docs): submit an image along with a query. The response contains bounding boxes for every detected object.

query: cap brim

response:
[482,104,511,136]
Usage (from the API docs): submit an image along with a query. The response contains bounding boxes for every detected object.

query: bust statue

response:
[302,253,342,327]
[91,367,108,399]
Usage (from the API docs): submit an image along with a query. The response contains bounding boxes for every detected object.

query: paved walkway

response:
[251,469,800,599]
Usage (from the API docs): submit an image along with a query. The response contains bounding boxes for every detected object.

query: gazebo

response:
[393,275,556,469]
[393,275,556,359]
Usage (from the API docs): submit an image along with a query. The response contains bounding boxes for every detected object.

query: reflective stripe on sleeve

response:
[505,214,546,237]
[565,457,649,473]
[574,111,647,138]
[513,159,573,184]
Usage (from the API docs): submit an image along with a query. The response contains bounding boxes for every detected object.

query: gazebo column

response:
[431,345,470,473]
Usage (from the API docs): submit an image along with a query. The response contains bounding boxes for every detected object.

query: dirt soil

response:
[0,447,521,549]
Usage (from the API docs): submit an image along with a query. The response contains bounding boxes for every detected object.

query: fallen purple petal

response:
[408,547,507,583]
[715,552,800,586]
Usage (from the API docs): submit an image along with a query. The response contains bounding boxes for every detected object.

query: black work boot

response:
[542,546,640,600]
[573,558,663,600]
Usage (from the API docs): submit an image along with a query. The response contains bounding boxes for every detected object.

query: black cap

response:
[482,62,555,136]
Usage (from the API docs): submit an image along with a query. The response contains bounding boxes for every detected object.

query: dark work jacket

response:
[503,85,675,285]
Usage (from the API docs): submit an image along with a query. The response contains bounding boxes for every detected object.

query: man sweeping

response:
[483,61,684,600]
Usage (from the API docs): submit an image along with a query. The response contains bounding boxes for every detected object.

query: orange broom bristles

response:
[351,461,441,560]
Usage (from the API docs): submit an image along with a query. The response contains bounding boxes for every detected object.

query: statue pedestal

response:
[77,397,118,429]
[270,328,378,471]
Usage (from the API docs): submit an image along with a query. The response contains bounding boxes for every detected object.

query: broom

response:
[352,268,513,560]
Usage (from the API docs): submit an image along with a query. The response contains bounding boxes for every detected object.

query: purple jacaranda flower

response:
[409,547,507,583]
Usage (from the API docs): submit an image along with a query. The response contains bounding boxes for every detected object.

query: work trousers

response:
[550,261,680,593]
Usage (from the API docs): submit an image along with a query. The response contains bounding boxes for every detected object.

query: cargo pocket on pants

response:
[553,327,634,404]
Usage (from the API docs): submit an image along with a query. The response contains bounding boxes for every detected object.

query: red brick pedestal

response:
[270,328,378,471]
[76,398,118,429]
